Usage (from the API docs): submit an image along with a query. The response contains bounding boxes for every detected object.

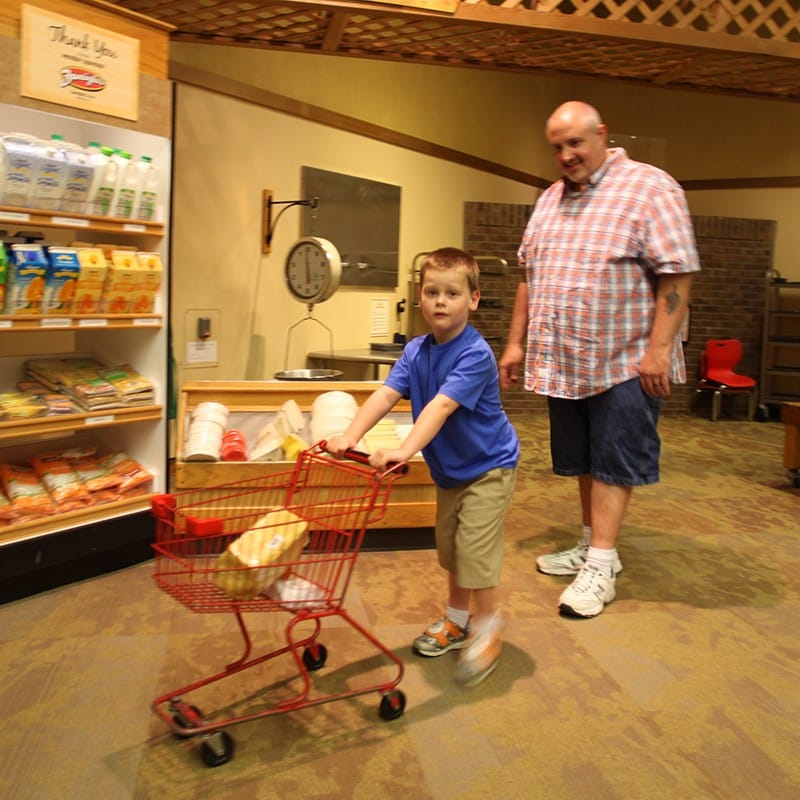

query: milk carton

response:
[6,244,48,314]
[1,133,39,207]
[31,135,68,211]
[131,251,163,313]
[103,249,139,313]
[42,246,81,314]
[73,247,107,314]
[60,142,96,214]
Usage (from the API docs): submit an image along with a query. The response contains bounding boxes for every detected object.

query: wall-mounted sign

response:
[20,4,140,121]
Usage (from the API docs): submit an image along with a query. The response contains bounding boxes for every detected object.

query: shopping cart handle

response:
[319,441,409,475]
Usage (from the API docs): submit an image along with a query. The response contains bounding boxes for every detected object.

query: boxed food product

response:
[131,251,163,313]
[5,244,47,314]
[103,250,139,313]
[74,247,107,314]
[42,246,80,314]
[213,508,309,600]
[0,243,8,311]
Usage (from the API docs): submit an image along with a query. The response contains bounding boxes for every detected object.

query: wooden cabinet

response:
[175,380,436,530]
[760,277,800,412]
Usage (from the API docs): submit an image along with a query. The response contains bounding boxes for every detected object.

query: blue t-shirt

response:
[385,324,519,488]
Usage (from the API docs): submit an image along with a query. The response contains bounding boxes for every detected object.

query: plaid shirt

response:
[518,148,700,399]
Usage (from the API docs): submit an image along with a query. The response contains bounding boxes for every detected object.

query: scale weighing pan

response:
[274,368,343,381]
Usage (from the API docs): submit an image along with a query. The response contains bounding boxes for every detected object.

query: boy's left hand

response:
[369,448,405,471]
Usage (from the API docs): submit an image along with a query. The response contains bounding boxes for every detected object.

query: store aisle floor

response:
[1,416,799,800]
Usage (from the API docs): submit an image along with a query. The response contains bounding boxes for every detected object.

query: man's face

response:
[546,115,608,187]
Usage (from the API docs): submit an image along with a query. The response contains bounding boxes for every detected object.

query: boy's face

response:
[419,266,479,344]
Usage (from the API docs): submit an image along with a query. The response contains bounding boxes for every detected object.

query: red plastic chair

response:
[696,338,758,421]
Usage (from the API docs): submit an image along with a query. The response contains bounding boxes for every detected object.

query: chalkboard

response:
[301,166,401,288]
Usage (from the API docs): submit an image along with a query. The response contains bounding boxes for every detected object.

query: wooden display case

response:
[175,380,436,530]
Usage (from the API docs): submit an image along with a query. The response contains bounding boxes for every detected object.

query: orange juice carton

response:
[42,246,80,315]
[73,247,107,314]
[6,244,47,314]
[131,251,163,313]
[0,244,8,311]
[103,250,139,313]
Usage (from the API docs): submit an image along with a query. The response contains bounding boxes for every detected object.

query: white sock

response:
[472,610,503,636]
[581,525,592,545]
[447,606,470,630]
[586,546,617,578]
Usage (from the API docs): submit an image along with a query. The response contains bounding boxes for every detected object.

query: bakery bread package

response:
[213,508,309,600]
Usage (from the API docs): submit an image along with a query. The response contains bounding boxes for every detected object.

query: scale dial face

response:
[284,236,342,304]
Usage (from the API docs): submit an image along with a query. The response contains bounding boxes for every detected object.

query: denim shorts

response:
[547,378,663,487]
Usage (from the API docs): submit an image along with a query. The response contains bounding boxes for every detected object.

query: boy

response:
[327,247,519,686]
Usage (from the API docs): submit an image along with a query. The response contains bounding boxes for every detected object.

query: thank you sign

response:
[21,4,140,121]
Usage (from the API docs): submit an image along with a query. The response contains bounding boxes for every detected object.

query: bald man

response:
[500,101,700,617]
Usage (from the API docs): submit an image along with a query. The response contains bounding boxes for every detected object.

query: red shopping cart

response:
[150,443,408,767]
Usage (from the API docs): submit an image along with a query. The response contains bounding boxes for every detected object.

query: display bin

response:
[175,381,436,529]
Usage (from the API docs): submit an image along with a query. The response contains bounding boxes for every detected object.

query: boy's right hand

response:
[324,433,357,457]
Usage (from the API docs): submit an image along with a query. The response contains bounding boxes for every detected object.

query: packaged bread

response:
[100,451,153,493]
[29,454,91,511]
[214,508,309,600]
[0,464,55,517]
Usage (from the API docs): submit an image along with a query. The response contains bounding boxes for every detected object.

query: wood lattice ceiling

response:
[108,0,800,102]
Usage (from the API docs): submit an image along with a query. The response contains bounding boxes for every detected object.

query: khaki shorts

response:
[435,467,517,589]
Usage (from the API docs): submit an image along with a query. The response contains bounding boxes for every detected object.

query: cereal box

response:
[6,244,47,314]
[74,247,107,314]
[42,246,80,314]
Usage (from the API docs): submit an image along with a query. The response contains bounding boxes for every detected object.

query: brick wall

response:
[464,202,774,417]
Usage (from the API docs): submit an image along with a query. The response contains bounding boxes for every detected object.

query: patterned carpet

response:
[0,415,798,799]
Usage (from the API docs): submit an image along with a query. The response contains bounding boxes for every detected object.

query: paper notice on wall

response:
[370,299,390,337]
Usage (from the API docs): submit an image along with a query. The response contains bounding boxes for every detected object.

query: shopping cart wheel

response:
[200,730,235,767]
[302,643,328,671]
[171,702,204,739]
[379,690,406,721]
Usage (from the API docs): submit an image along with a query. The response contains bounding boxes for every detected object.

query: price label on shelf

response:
[84,415,115,426]
[51,216,89,227]
[40,317,72,327]
[133,318,160,326]
[123,223,147,233]
[0,210,30,222]
[78,318,109,327]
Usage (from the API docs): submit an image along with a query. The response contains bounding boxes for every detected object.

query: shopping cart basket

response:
[150,442,408,767]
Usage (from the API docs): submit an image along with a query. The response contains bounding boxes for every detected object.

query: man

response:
[499,100,700,618]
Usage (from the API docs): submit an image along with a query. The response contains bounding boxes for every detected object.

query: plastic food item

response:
[0,463,55,517]
[213,508,309,600]
[29,454,90,511]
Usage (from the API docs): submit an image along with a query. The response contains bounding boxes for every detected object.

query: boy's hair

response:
[419,247,480,293]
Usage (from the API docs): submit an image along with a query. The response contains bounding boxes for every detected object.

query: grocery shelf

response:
[0,204,164,238]
[0,314,162,331]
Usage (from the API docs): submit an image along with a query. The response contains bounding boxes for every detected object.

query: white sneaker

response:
[558,563,616,618]
[536,541,623,576]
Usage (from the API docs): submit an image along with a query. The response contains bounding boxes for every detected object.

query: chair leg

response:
[712,390,721,422]
[748,389,756,421]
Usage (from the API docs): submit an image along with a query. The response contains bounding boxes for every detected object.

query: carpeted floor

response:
[0,415,798,800]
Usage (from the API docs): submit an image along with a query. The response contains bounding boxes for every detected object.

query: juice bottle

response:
[134,155,160,221]
[89,146,119,216]
[113,150,138,218]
